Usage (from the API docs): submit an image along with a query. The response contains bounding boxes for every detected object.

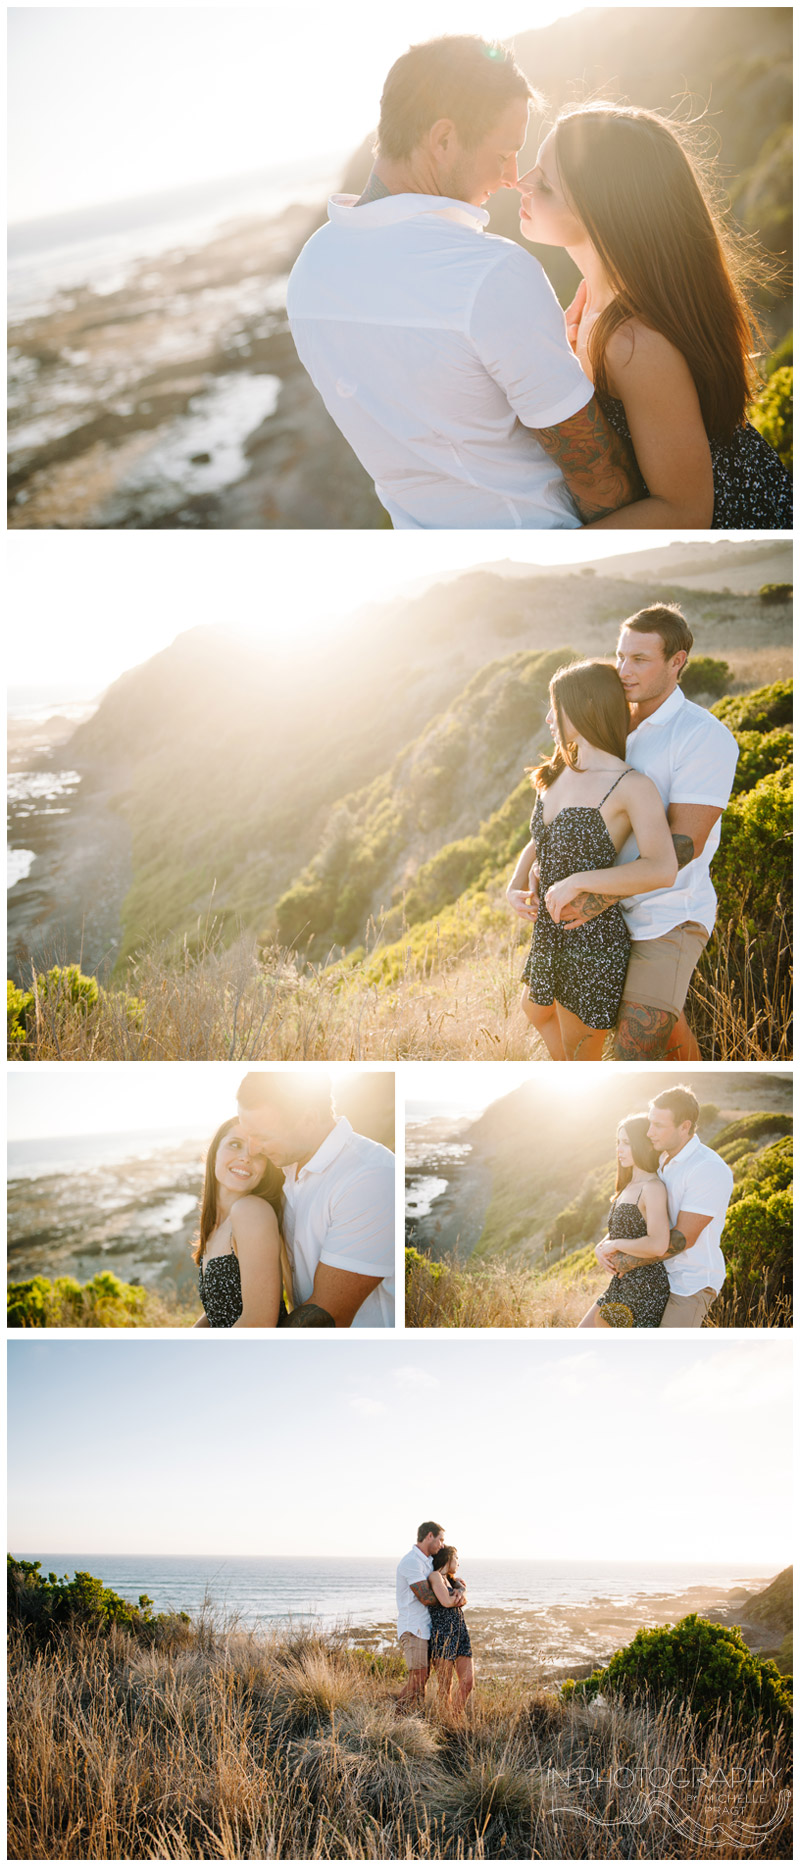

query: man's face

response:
[440,98,530,206]
[616,627,684,709]
[236,1100,308,1169]
[647,1104,690,1156]
[421,1529,445,1556]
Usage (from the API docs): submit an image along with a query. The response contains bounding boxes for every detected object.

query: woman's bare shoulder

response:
[231,1195,280,1237]
[605,317,693,387]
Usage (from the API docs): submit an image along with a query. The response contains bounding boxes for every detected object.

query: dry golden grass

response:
[9,899,792,1063]
[404,1256,792,1332]
[7,1620,792,1860]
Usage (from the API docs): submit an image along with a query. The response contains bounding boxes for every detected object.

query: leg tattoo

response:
[614,1002,677,1061]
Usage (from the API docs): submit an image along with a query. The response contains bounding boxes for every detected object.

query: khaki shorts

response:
[620,922,709,1020]
[399,1631,429,1671]
[659,1286,718,1328]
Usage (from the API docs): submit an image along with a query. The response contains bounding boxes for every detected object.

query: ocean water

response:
[15,1554,772,1632]
[7,1125,205,1182]
[8,152,346,320]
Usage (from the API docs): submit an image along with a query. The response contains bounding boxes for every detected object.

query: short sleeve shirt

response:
[287,193,594,529]
[281,1117,395,1327]
[396,1545,433,1638]
[658,1135,734,1294]
[618,688,739,940]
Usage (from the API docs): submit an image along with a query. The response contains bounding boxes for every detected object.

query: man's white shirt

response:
[618,687,739,940]
[281,1117,395,1327]
[396,1545,433,1639]
[287,192,594,529]
[658,1134,734,1294]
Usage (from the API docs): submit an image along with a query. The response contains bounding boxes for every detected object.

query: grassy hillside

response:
[406,1089,793,1330]
[8,1560,792,1861]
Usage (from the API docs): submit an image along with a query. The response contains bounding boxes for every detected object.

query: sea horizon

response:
[12,1553,778,1635]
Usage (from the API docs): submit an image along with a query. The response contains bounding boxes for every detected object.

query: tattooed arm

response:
[667,803,723,867]
[530,396,645,523]
[597,1180,670,1276]
[545,772,676,925]
[602,1225,687,1277]
[410,1578,437,1609]
[606,1206,713,1276]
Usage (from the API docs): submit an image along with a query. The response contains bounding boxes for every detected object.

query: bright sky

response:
[8,2,587,223]
[7,1335,791,1561]
[7,530,759,696]
[6,1062,392,1143]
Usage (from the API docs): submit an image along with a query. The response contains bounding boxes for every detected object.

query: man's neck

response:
[355,155,466,205]
[629,682,679,728]
[664,1134,693,1163]
[294,1116,337,1173]
[356,169,394,206]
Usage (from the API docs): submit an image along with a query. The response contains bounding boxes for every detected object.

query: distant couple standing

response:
[506,602,739,1063]
[396,1522,473,1716]
[583,1086,734,1330]
[288,34,790,530]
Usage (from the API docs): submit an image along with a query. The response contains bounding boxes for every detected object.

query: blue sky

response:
[8,1335,791,1562]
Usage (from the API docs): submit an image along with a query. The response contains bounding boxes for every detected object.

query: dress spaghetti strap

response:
[598,769,630,807]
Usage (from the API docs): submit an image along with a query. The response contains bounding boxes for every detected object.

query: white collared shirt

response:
[396,1545,433,1639]
[617,687,739,940]
[658,1134,734,1294]
[281,1116,395,1327]
[287,192,593,530]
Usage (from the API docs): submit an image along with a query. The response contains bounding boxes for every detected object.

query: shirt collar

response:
[660,1132,701,1174]
[628,686,686,735]
[328,192,489,232]
[291,1114,353,1183]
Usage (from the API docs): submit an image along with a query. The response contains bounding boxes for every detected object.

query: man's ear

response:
[428,117,457,162]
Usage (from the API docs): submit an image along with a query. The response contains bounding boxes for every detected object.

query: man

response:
[508,603,739,1059]
[287,35,642,529]
[396,1520,462,1711]
[597,1086,734,1328]
[236,1071,395,1327]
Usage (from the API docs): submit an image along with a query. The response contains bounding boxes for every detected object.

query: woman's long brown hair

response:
[531,660,629,792]
[615,1114,660,1193]
[552,103,764,441]
[191,1118,284,1266]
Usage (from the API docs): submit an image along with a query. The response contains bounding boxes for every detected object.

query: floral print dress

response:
[522,776,630,1030]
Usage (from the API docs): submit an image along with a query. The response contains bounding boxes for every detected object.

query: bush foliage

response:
[6,1272,191,1330]
[7,1555,191,1646]
[564,1614,792,1737]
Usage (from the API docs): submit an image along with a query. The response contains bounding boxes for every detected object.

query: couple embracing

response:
[507,603,739,1063]
[396,1522,473,1717]
[288,34,790,530]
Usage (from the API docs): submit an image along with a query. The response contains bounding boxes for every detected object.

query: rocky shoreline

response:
[7,1142,204,1302]
[405,1116,492,1264]
[344,1576,781,1681]
[8,202,383,530]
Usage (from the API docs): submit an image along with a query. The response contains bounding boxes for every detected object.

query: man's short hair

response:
[417,1519,445,1542]
[237,1069,335,1122]
[378,35,535,161]
[620,604,694,663]
[650,1086,699,1133]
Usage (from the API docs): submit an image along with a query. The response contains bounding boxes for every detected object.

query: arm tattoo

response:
[560,888,617,925]
[607,1229,688,1276]
[532,397,645,522]
[672,833,695,870]
[614,1003,677,1061]
[410,1579,436,1608]
[355,170,392,206]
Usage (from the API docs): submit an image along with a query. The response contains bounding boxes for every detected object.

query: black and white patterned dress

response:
[596,1190,670,1329]
[429,1578,473,1662]
[599,392,792,529]
[198,1253,243,1327]
[522,777,630,1030]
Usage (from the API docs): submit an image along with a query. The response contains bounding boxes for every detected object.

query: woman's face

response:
[447,1549,459,1576]
[617,1127,634,1170]
[214,1123,269,1197]
[517,128,585,248]
[546,699,574,746]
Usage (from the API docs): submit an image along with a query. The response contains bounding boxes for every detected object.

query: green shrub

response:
[712,767,792,931]
[8,965,101,1058]
[7,1555,191,1646]
[749,366,792,468]
[730,727,792,795]
[564,1614,792,1735]
[760,582,793,603]
[712,679,792,733]
[7,1272,185,1329]
[681,656,731,700]
[405,1244,445,1283]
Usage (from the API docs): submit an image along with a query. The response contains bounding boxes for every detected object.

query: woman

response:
[580,1116,671,1328]
[517,103,791,529]
[428,1545,474,1712]
[509,660,676,1061]
[192,1118,287,1328]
